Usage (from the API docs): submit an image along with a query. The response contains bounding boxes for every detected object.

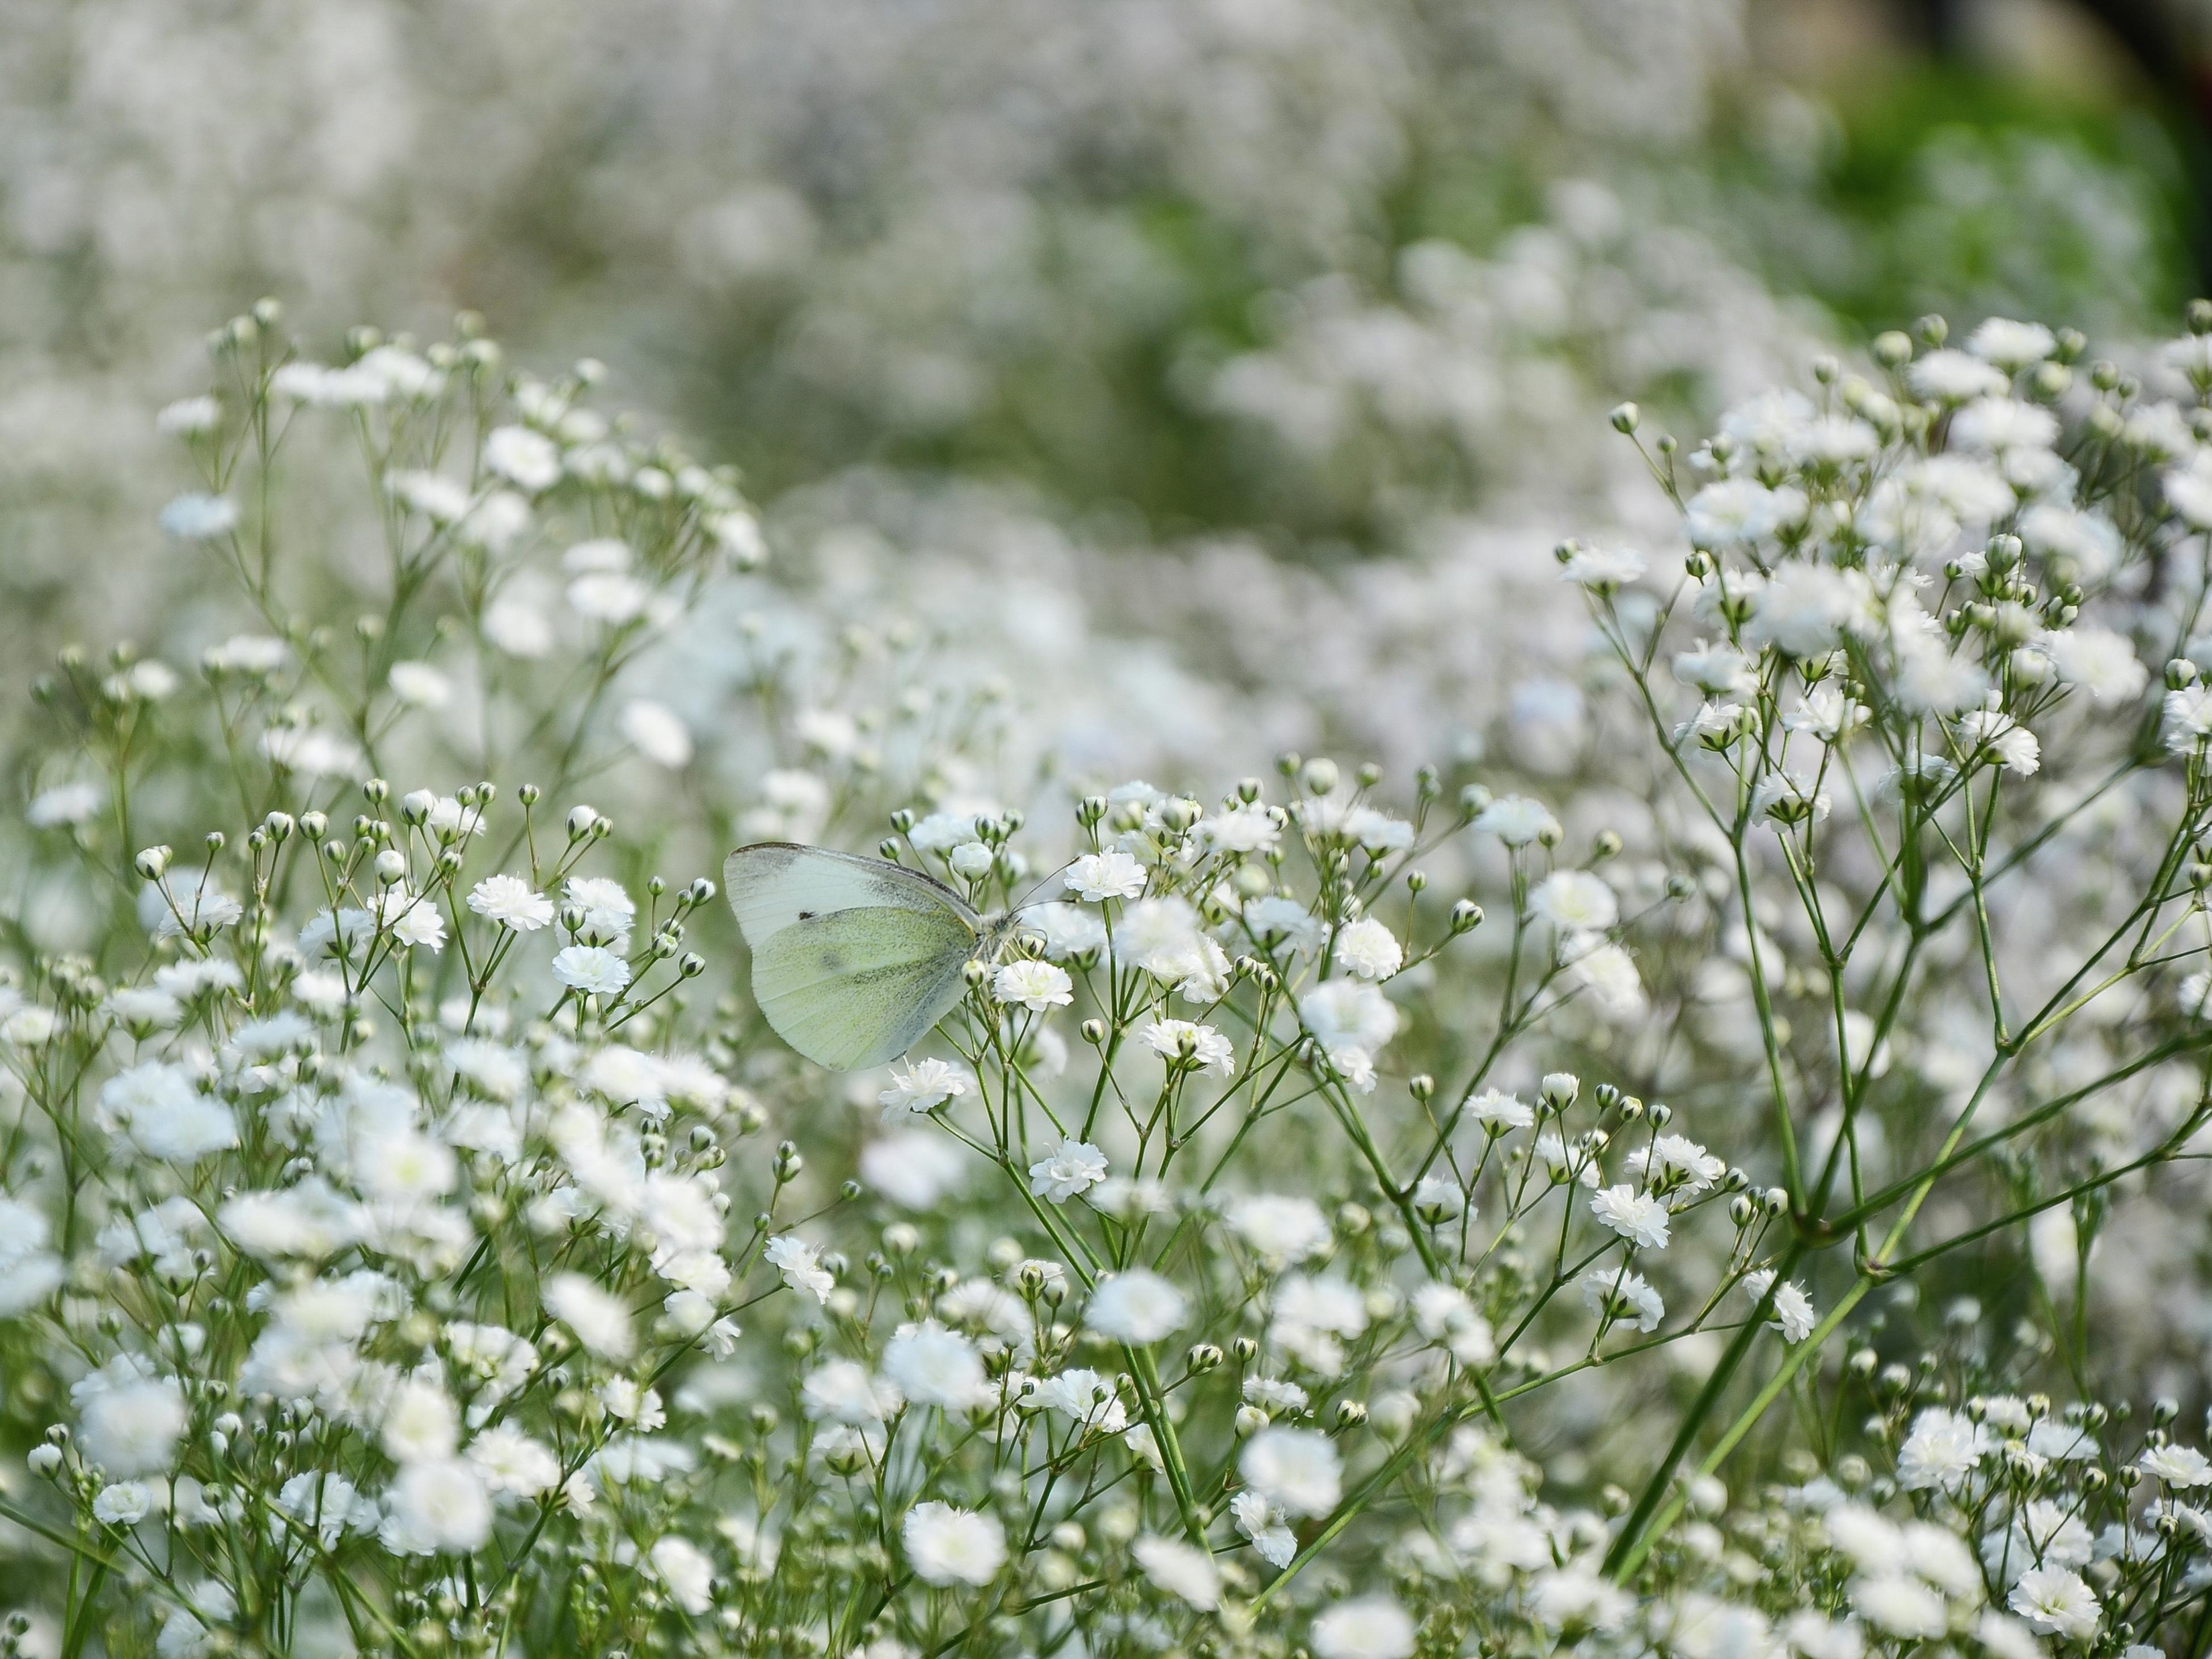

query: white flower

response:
[1141,1019,1235,1075]
[1064,849,1146,902]
[1133,1535,1221,1610]
[160,493,238,539]
[860,1132,971,1209]
[1747,564,1876,657]
[1028,1137,1108,1201]
[1243,896,1324,955]
[76,1368,188,1476]
[1240,1425,1342,1517]
[620,700,694,768]
[1675,638,1760,697]
[1559,543,1645,589]
[902,1502,1006,1586]
[544,1273,635,1360]
[2009,1567,2100,1640]
[1581,1266,1665,1332]
[1590,1184,1670,1249]
[883,1322,985,1411]
[1035,1367,1129,1433]
[651,1536,715,1615]
[1529,870,1618,931]
[467,875,553,931]
[877,1057,971,1119]
[1227,1193,1333,1265]
[803,1360,902,1424]
[1686,479,1805,546]
[102,1063,237,1164]
[1083,1269,1187,1344]
[383,1459,493,1554]
[1850,1576,1949,1640]
[1956,710,2040,776]
[1411,1174,1465,1222]
[1334,917,1403,980]
[1741,1269,1816,1341]
[260,724,367,780]
[1198,804,1281,852]
[1298,979,1399,1056]
[2044,626,2147,705]
[381,1378,461,1464]
[992,960,1073,1012]
[1472,795,1560,845]
[156,395,221,434]
[1907,348,2011,403]
[1466,1088,1535,1130]
[2165,684,2212,753]
[2140,1444,2212,1487]
[483,425,562,491]
[1968,318,2056,370]
[387,660,451,708]
[1950,398,2059,455]
[564,876,636,940]
[551,945,631,996]
[467,1427,561,1497]
[766,1235,834,1303]
[568,572,652,624]
[1898,1407,1988,1491]
[27,782,102,828]
[1232,1489,1297,1567]
[1311,1597,1416,1659]
[92,1481,152,1526]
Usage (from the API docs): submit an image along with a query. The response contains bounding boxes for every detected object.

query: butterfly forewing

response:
[723,843,983,1070]
[723,843,980,943]
[748,905,977,1070]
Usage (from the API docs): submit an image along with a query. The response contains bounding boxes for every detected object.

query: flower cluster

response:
[5,302,2212,1659]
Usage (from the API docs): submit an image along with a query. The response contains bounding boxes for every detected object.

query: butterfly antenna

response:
[1007,857,1079,917]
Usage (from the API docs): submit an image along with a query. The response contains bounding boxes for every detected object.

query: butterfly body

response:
[723,842,1011,1069]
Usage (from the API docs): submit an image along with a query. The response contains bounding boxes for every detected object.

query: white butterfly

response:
[723,842,1019,1069]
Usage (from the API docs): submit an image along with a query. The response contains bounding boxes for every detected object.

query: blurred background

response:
[0,0,2200,743]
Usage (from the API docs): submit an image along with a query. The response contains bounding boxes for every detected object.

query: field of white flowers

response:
[2,3,2210,1659]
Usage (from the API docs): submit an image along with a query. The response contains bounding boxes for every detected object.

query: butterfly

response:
[723,842,1023,1070]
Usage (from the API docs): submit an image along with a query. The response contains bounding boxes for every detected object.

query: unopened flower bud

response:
[1301,758,1338,797]
[1610,402,1639,434]
[400,790,434,825]
[134,845,171,880]
[375,850,407,885]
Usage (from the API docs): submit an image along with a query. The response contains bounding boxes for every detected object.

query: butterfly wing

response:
[723,843,982,1069]
[748,905,978,1069]
[723,843,980,943]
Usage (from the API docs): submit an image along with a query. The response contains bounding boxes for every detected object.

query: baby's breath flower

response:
[993,960,1073,1012]
[469,875,554,930]
[1027,1137,1108,1202]
[878,1057,971,1119]
[766,1235,833,1304]
[551,945,630,996]
[1240,1425,1341,1516]
[902,1502,1006,1586]
[1589,1184,1670,1249]
[1083,1269,1186,1344]
[1141,1018,1234,1075]
[1065,849,1146,902]
[1133,1535,1221,1611]
[1311,1597,1416,1659]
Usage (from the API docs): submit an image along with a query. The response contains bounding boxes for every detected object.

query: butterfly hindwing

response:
[748,903,979,1070]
